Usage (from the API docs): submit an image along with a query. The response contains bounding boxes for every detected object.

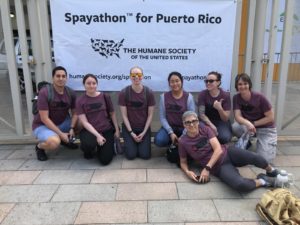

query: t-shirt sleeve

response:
[197,91,205,107]
[37,87,49,111]
[260,94,272,113]
[222,91,231,111]
[70,89,76,110]
[148,89,156,106]
[106,94,114,112]
[232,94,240,110]
[118,89,126,106]
[178,137,188,159]
[76,96,85,115]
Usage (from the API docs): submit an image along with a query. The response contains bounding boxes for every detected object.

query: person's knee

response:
[43,136,60,150]
[154,135,167,147]
[125,152,137,160]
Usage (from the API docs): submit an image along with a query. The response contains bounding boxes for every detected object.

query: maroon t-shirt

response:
[32,86,76,130]
[197,89,231,122]
[233,91,275,128]
[165,91,189,128]
[76,93,113,133]
[178,124,227,174]
[118,85,155,129]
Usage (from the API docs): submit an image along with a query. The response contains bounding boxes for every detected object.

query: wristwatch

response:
[204,165,212,171]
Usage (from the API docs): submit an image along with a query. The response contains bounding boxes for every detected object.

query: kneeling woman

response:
[179,111,279,192]
[76,74,120,165]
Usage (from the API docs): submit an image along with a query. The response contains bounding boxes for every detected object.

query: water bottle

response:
[276,170,294,188]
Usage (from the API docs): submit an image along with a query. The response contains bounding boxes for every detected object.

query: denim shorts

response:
[33,116,71,142]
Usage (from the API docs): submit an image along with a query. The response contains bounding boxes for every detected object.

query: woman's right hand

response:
[97,135,106,146]
[185,170,198,182]
[170,133,178,144]
[246,121,256,133]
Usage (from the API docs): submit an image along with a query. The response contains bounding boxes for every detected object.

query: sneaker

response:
[35,145,48,161]
[61,141,78,149]
[257,173,277,187]
[245,140,252,150]
[266,168,280,177]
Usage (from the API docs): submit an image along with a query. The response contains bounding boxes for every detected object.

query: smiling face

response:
[204,73,220,91]
[169,74,183,92]
[130,67,143,85]
[236,79,250,95]
[183,114,199,136]
[84,76,98,95]
[52,69,67,88]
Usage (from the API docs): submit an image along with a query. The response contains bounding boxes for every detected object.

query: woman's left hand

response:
[136,131,145,142]
[199,168,210,183]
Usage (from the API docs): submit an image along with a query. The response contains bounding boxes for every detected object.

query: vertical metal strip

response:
[26,0,43,85]
[15,0,34,126]
[36,0,52,81]
[231,0,242,96]
[264,0,279,100]
[251,0,268,91]
[276,0,295,131]
[244,0,256,74]
[0,0,24,135]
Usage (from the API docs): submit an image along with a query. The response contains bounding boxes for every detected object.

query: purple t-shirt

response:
[32,86,76,130]
[118,85,155,129]
[165,91,189,128]
[197,89,231,122]
[76,93,114,133]
[178,124,227,174]
[233,91,275,128]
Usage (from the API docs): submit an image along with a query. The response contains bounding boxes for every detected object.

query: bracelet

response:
[129,130,133,134]
[204,165,212,171]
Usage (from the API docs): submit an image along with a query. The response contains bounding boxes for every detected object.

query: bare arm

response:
[180,157,198,182]
[110,111,120,138]
[253,110,274,127]
[234,109,256,133]
[198,137,223,183]
[78,114,105,145]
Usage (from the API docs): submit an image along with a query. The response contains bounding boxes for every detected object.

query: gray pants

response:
[232,122,277,163]
[216,146,269,192]
[122,123,151,160]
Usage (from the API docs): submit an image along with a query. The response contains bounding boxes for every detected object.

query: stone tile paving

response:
[0,142,299,224]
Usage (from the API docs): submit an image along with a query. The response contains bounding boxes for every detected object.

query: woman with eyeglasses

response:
[76,74,120,165]
[154,71,195,148]
[197,71,232,144]
[232,73,277,163]
[178,111,281,192]
[118,66,155,160]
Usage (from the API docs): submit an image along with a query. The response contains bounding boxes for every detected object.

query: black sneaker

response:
[35,145,48,161]
[257,173,278,187]
[61,141,78,149]
[266,169,280,177]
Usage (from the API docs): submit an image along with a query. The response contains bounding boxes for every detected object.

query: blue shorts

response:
[33,116,71,142]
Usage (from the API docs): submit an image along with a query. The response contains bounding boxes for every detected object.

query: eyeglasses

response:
[184,119,199,126]
[130,73,143,77]
[204,79,218,84]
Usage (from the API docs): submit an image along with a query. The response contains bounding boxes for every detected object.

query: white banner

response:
[50,0,237,91]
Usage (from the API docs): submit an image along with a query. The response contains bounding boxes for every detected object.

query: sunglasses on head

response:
[184,119,199,126]
[130,73,143,77]
[204,79,218,84]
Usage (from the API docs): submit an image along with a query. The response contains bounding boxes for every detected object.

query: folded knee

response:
[44,136,61,150]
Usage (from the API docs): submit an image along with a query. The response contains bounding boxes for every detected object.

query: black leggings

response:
[215,146,268,192]
[79,129,115,165]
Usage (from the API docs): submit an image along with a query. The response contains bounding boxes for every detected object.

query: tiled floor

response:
[0,141,299,225]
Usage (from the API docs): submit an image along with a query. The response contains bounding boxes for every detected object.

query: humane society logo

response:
[91,38,124,58]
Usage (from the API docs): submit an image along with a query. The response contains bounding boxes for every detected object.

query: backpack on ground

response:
[256,188,300,225]
[32,81,72,115]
